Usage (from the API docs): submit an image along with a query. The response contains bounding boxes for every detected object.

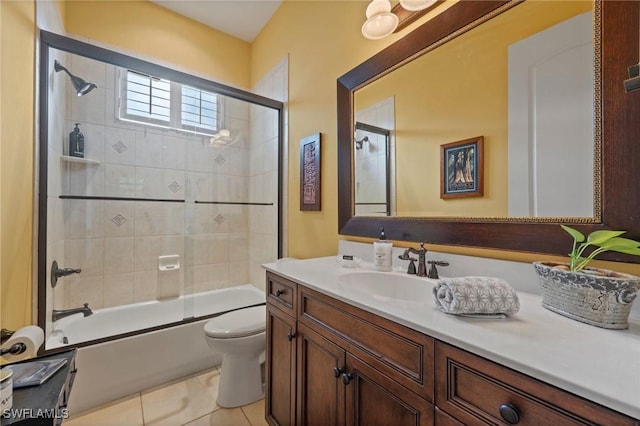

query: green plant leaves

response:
[561,225,585,242]
[560,225,640,271]
[602,237,640,256]
[585,230,626,245]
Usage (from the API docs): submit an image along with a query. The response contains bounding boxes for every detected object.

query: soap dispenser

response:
[69,123,85,158]
[373,227,393,272]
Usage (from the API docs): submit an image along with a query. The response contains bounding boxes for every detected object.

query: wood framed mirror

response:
[337,0,640,262]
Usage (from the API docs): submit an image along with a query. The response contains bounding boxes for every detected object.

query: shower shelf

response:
[60,155,100,165]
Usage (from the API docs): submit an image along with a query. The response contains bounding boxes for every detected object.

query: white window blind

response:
[119,70,220,136]
[124,71,171,123]
[181,85,218,132]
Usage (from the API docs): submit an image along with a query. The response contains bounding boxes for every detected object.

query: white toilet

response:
[203,305,266,408]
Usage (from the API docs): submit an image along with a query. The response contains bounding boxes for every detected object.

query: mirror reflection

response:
[354,96,396,216]
[354,0,596,218]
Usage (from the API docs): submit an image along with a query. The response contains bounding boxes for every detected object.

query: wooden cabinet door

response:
[345,354,434,426]
[266,304,297,426]
[296,323,346,426]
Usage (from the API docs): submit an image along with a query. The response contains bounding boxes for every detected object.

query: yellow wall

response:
[251,1,414,258]
[0,0,36,330]
[65,0,251,89]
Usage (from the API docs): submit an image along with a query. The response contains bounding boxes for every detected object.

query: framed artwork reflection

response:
[300,133,321,211]
[440,136,484,199]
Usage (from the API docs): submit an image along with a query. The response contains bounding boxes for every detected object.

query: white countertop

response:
[263,257,640,419]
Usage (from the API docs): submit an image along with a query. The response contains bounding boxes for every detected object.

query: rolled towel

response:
[433,276,520,316]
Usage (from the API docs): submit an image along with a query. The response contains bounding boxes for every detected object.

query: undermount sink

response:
[337,271,437,305]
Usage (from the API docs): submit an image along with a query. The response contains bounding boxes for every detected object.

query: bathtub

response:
[51,284,265,415]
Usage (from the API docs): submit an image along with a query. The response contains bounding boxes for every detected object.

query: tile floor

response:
[63,367,268,426]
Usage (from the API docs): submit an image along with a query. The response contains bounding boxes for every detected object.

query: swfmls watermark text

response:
[1,408,70,420]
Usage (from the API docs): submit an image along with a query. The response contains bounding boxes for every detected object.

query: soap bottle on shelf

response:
[373,227,393,272]
[69,123,85,158]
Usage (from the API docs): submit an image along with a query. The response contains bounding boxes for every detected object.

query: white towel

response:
[433,276,520,316]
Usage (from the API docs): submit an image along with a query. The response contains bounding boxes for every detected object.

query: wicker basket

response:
[533,261,640,329]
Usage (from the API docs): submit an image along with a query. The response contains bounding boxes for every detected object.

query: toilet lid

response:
[204,305,266,338]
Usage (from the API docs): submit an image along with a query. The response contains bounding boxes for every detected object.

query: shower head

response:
[54,60,97,96]
[355,136,369,150]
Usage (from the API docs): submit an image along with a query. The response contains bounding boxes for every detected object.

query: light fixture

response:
[361,0,399,40]
[54,60,97,96]
[399,0,437,12]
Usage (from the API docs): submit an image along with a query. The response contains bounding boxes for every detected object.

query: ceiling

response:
[151,0,283,43]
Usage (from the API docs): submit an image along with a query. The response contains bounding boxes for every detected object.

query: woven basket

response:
[533,261,640,329]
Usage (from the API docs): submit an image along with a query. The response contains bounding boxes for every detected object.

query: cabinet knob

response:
[499,403,520,424]
[287,332,296,341]
[341,372,353,385]
[333,367,343,378]
[275,289,284,297]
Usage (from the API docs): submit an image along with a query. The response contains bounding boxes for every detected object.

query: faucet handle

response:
[398,250,417,274]
[427,260,449,279]
[398,249,414,261]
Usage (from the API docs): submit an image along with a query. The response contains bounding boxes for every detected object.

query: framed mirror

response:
[337,0,640,262]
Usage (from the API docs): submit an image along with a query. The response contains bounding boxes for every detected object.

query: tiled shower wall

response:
[47,52,282,316]
[249,57,288,288]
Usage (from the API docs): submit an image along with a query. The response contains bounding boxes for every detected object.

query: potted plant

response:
[533,225,640,329]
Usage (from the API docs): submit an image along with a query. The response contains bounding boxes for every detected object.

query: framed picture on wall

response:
[300,133,321,211]
[440,136,484,199]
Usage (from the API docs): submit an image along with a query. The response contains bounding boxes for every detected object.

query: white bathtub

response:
[53,285,265,415]
[47,284,265,348]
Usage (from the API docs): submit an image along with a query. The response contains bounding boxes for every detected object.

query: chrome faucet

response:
[52,303,93,322]
[407,242,428,277]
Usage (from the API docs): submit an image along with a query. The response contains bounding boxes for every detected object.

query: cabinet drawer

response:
[435,342,637,425]
[266,272,297,315]
[299,285,434,401]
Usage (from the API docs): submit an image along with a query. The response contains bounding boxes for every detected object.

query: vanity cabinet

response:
[266,271,434,426]
[434,341,635,425]
[265,271,638,426]
[265,272,298,425]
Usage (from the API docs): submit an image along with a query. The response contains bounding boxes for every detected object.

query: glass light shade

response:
[362,0,399,40]
[399,0,437,12]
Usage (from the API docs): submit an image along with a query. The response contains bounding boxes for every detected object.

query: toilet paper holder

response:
[1,329,14,344]
[0,329,26,356]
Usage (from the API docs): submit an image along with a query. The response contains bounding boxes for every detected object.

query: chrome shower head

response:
[54,59,97,96]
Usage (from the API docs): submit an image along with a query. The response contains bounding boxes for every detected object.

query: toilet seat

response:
[204,305,265,339]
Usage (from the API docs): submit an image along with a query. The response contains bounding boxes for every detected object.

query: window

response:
[119,70,220,136]
[181,85,218,132]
